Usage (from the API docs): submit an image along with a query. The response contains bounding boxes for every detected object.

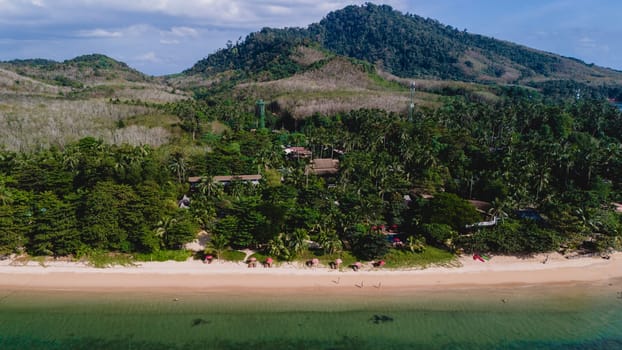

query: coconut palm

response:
[288,228,309,257]
[196,176,222,199]
[154,216,177,248]
[267,233,290,260]
[317,231,343,255]
[206,233,229,261]
[167,151,187,183]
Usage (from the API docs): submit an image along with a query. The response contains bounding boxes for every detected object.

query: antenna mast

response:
[408,81,416,121]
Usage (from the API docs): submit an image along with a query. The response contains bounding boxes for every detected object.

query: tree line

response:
[2,93,620,260]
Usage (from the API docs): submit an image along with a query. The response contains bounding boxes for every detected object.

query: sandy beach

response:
[1,252,621,294]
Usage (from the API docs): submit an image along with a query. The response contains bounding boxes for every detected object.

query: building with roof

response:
[188,174,262,186]
[305,158,339,176]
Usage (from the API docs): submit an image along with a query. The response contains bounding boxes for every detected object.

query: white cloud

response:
[170,26,198,38]
[578,36,596,48]
[77,29,123,38]
[123,24,152,37]
[160,39,180,45]
[1,1,391,27]
[135,51,161,63]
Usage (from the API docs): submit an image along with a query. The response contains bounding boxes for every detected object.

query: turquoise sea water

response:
[614,102,622,111]
[1,282,621,349]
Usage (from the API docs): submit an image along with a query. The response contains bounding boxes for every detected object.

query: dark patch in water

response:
[369,314,393,324]
[191,318,211,327]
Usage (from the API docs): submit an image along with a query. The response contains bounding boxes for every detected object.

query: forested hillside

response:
[0,54,188,152]
[185,3,622,93]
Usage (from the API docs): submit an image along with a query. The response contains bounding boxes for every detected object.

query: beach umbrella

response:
[249,257,257,261]
[311,258,319,266]
[266,257,273,263]
[354,262,362,268]
[335,258,343,265]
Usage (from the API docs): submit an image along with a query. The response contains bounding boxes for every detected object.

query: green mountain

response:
[185,3,622,90]
[2,54,151,87]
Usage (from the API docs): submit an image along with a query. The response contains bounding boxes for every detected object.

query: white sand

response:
[1,252,620,294]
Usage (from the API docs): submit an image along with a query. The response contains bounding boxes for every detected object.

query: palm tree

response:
[154,216,177,248]
[197,176,222,199]
[317,230,343,256]
[288,228,309,257]
[168,151,187,183]
[206,233,229,261]
[267,233,290,260]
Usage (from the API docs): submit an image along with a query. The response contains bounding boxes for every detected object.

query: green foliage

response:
[421,193,481,230]
[383,246,456,268]
[420,223,457,249]
[163,210,199,250]
[351,232,389,261]
[29,191,80,256]
[219,249,246,262]
[458,219,560,254]
[406,235,426,253]
[75,248,135,268]
[185,27,308,80]
[134,250,192,262]
[0,186,31,254]
[205,233,230,260]
[1,79,622,263]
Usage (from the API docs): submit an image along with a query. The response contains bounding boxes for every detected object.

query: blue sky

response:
[0,0,620,76]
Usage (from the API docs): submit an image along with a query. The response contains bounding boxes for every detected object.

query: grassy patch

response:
[219,249,246,262]
[79,250,136,268]
[134,250,192,262]
[124,112,178,129]
[249,251,268,262]
[296,250,358,267]
[368,72,407,91]
[383,246,457,269]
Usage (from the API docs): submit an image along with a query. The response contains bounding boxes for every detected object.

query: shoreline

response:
[1,252,621,295]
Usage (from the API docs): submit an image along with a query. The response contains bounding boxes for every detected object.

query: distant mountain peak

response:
[184,2,622,88]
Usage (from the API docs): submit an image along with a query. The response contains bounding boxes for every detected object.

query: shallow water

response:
[1,282,621,349]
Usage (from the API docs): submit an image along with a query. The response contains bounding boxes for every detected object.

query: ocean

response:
[1,282,621,349]
[614,102,622,111]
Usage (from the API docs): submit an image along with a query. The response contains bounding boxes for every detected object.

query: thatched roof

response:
[213,175,262,182]
[284,146,312,159]
[305,158,339,175]
[467,199,492,213]
[188,175,262,184]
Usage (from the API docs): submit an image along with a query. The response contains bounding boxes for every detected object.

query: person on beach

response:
[264,257,273,268]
